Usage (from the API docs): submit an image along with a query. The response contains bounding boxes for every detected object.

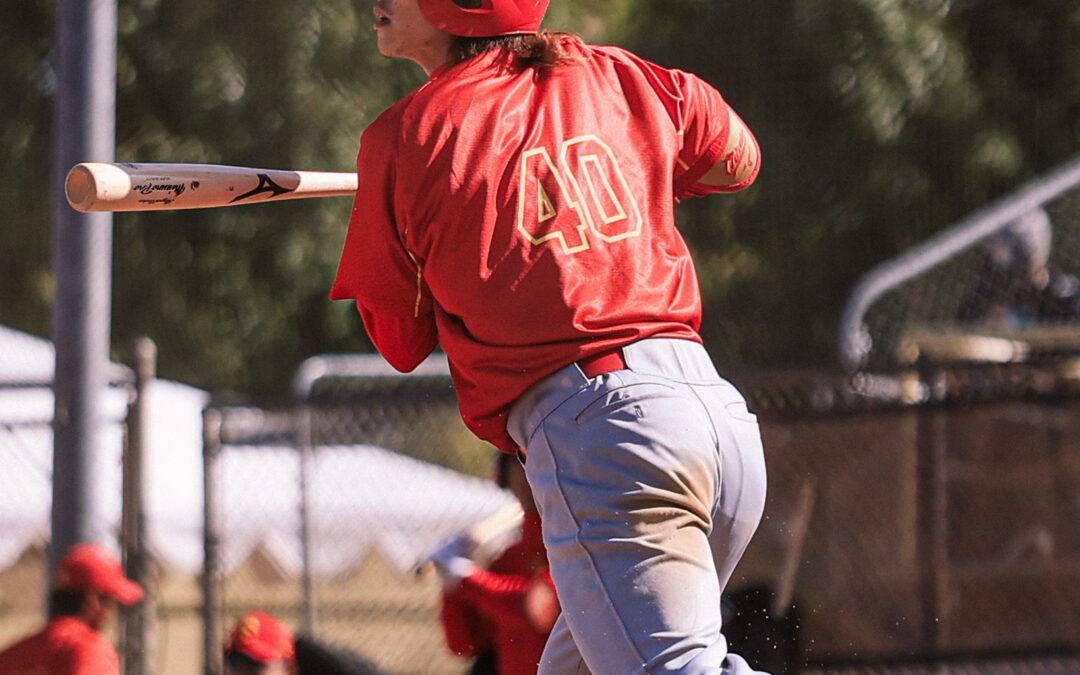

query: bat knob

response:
[65,162,133,212]
[64,166,95,212]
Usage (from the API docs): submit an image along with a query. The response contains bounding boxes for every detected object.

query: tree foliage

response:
[623,0,1080,365]
[1,1,1079,394]
[0,1,56,342]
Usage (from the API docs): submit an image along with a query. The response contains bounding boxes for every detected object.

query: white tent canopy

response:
[214,444,516,577]
[0,325,514,578]
[0,324,55,386]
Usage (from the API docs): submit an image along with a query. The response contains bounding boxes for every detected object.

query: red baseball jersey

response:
[0,617,120,675]
[331,37,757,453]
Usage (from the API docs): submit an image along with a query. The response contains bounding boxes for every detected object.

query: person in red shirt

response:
[224,611,297,675]
[332,1,769,672]
[223,610,388,675]
[0,542,143,675]
[432,453,558,674]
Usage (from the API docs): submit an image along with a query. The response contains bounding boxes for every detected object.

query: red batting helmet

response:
[417,0,549,38]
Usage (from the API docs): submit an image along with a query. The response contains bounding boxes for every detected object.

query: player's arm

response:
[331,117,439,371]
[357,305,438,372]
[456,569,559,633]
[697,107,759,191]
[626,51,759,198]
[439,591,493,657]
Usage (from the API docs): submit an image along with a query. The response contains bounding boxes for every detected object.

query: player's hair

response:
[448,30,583,70]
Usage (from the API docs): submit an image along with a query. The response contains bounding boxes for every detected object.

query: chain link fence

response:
[201,358,510,674]
[0,328,157,666]
[5,353,1078,674]
[194,357,1080,675]
[0,402,53,650]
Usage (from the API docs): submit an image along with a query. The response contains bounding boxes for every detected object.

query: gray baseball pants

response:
[507,338,769,675]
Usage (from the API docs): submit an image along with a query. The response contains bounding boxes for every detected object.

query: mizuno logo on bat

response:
[230,173,293,203]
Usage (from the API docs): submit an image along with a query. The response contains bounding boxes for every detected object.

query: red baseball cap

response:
[54,542,144,605]
[417,0,549,38]
[226,612,296,664]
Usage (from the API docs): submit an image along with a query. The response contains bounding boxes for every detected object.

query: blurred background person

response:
[225,610,385,675]
[958,207,1080,329]
[431,453,558,674]
[0,542,143,675]
[224,611,297,675]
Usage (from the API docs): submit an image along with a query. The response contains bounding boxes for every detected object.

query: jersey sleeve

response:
[620,49,750,199]
[668,69,742,199]
[453,567,557,633]
[439,588,494,657]
[330,111,439,372]
[0,635,40,674]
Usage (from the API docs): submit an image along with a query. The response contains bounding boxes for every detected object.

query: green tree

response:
[0,1,56,342]
[622,0,1080,367]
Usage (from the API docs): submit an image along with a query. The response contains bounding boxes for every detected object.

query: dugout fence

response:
[196,361,1080,675]
[200,357,500,675]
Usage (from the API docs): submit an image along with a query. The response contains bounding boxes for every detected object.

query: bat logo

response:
[230,173,293,203]
[134,182,187,197]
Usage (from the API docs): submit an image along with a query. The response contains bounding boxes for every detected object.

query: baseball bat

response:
[466,502,525,554]
[65,162,358,212]
[414,502,524,575]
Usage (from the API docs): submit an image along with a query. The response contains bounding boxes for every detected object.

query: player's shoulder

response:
[363,90,421,150]
[583,42,668,72]
[46,617,111,651]
[0,626,44,664]
[365,63,479,150]
[579,43,693,93]
[583,42,639,63]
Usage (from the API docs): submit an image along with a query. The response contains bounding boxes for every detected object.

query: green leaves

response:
[99,3,379,391]
[0,1,55,340]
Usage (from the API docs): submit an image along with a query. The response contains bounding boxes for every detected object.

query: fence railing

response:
[839,153,1080,373]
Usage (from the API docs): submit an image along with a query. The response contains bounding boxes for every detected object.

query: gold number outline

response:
[516,135,642,254]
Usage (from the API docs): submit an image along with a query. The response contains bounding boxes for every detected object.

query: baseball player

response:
[224,610,387,675]
[331,1,768,673]
[225,611,298,675]
[0,542,144,675]
[431,453,558,674]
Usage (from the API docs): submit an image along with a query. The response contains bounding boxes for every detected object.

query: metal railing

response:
[839,153,1080,372]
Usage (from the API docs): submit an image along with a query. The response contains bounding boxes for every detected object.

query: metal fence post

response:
[915,374,950,654]
[50,0,117,582]
[296,400,317,635]
[122,337,156,675]
[202,408,224,675]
